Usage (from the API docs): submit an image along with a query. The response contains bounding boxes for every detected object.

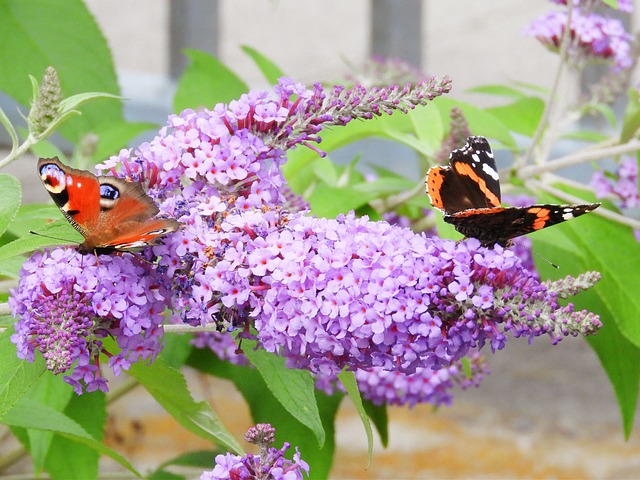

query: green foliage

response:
[0,0,122,142]
[173,49,249,112]
[0,0,639,478]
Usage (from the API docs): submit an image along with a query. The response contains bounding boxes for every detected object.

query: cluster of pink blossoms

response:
[525,0,633,71]
[11,76,601,398]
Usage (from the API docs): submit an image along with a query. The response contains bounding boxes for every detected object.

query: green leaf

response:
[128,357,243,454]
[22,373,74,473]
[0,0,122,142]
[487,97,545,137]
[338,370,373,466]
[434,98,517,149]
[467,84,528,100]
[621,89,640,142]
[362,400,388,448]
[242,342,325,447]
[601,0,621,8]
[156,450,219,471]
[58,91,122,114]
[307,181,378,217]
[241,45,286,85]
[89,120,157,164]
[0,329,46,420]
[586,295,640,439]
[0,255,24,278]
[5,203,60,238]
[407,103,444,156]
[3,399,139,476]
[173,49,248,112]
[284,113,416,193]
[551,211,640,348]
[533,190,640,435]
[560,130,610,143]
[160,333,194,370]
[0,174,22,238]
[188,348,340,479]
[45,392,106,480]
[0,220,82,261]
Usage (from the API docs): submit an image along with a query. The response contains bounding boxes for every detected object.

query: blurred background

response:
[3,0,640,477]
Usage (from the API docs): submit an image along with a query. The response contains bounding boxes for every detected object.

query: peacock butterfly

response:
[38,157,180,254]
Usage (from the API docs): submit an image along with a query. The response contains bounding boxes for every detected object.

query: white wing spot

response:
[482,163,499,181]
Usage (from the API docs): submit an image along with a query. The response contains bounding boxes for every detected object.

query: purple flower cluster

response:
[9,249,169,394]
[315,352,488,408]
[11,76,602,397]
[590,157,639,209]
[201,424,309,480]
[192,210,601,377]
[524,6,633,71]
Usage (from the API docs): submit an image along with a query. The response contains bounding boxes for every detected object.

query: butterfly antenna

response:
[28,230,79,245]
[527,245,559,269]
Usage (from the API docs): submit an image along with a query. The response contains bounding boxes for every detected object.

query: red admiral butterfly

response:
[425,136,600,247]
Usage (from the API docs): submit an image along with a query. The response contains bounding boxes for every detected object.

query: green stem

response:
[520,140,640,178]
[523,0,575,166]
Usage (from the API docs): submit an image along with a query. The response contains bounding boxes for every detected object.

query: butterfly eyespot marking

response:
[37,156,180,254]
[100,184,120,201]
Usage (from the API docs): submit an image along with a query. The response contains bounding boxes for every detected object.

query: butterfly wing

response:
[38,157,101,238]
[445,203,601,247]
[38,157,179,254]
[426,136,501,214]
[83,176,179,252]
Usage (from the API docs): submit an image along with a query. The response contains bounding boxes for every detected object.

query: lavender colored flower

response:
[524,8,633,71]
[92,79,599,379]
[186,210,600,377]
[9,249,169,394]
[201,424,309,480]
[12,76,602,397]
[551,0,633,13]
[315,352,488,408]
[590,157,639,209]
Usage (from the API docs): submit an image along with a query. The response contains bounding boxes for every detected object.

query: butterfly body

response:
[38,157,179,254]
[426,136,600,247]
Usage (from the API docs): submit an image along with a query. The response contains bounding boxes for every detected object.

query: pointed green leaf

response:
[0,174,22,238]
[242,342,325,447]
[586,296,640,439]
[5,203,60,238]
[241,45,286,85]
[128,357,243,454]
[0,329,46,420]
[89,120,158,164]
[173,49,248,112]
[188,348,340,479]
[621,88,640,142]
[338,370,373,466]
[45,392,106,480]
[407,106,444,156]
[58,92,122,113]
[362,400,388,448]
[0,220,82,261]
[3,399,139,476]
[487,97,545,137]
[467,84,528,99]
[0,0,122,142]
[23,373,74,473]
[533,191,640,435]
